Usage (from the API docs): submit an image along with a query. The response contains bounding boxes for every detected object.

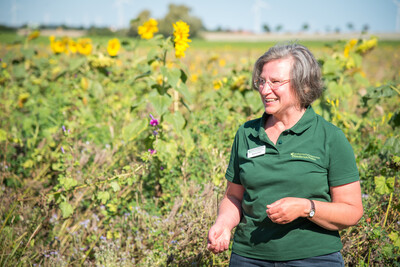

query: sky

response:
[0,0,399,34]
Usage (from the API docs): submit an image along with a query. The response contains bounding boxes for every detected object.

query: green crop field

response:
[0,28,399,266]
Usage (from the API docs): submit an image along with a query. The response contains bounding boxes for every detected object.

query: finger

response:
[267,199,282,208]
[208,229,217,244]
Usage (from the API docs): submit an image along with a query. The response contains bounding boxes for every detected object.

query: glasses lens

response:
[257,78,264,88]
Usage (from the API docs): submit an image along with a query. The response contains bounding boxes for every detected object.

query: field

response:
[0,29,399,266]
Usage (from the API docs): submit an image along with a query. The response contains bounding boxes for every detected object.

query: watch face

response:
[309,210,315,218]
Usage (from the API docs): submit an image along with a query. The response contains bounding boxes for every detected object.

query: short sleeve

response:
[328,130,359,187]
[225,128,242,184]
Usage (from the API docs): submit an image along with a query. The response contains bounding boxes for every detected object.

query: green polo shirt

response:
[226,106,359,261]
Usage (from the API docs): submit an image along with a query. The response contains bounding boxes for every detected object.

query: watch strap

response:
[308,199,315,218]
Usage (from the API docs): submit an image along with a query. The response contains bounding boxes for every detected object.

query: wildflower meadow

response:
[0,19,399,266]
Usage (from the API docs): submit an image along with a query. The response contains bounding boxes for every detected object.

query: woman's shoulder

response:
[314,112,342,132]
[241,115,264,131]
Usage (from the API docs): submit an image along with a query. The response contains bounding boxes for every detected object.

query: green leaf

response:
[352,53,363,68]
[147,49,158,62]
[59,201,74,218]
[23,159,34,169]
[244,90,263,113]
[148,90,172,116]
[97,191,110,204]
[374,175,394,195]
[182,129,195,157]
[389,111,400,128]
[122,119,147,143]
[155,139,178,169]
[362,83,398,105]
[389,231,400,248]
[164,112,185,132]
[322,58,342,76]
[354,72,370,87]
[91,81,104,99]
[0,129,7,142]
[176,82,192,103]
[180,69,188,83]
[13,64,26,79]
[69,57,86,72]
[21,48,35,60]
[381,136,400,160]
[161,66,181,87]
[110,181,120,192]
[59,177,78,191]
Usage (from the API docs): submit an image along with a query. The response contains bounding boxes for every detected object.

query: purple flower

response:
[61,146,65,154]
[149,114,159,126]
[62,125,66,132]
[148,149,156,155]
[152,130,158,136]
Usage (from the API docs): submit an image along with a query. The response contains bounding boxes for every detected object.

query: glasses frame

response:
[255,78,290,91]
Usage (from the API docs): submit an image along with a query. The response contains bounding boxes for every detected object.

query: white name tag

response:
[247,146,266,158]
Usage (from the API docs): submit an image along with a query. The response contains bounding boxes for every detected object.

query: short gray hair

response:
[252,43,323,108]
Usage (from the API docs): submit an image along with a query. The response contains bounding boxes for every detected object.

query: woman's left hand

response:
[266,197,309,224]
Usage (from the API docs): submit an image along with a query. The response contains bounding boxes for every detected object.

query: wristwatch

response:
[308,199,315,218]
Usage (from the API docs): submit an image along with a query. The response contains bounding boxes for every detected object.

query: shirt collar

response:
[290,106,315,134]
[252,106,316,138]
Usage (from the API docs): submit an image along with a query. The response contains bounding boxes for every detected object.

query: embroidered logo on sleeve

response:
[290,152,320,161]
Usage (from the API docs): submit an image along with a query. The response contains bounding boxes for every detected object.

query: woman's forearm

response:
[309,181,363,230]
[309,200,363,231]
[215,194,242,230]
[266,181,363,231]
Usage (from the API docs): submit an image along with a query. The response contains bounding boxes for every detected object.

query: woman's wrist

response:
[302,198,313,218]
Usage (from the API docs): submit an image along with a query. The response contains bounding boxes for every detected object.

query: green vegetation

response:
[0,31,399,266]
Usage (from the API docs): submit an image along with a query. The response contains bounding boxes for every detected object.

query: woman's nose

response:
[259,84,272,94]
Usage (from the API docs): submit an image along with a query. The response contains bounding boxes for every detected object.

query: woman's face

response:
[258,58,301,118]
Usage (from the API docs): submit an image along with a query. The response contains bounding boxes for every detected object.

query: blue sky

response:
[0,0,398,33]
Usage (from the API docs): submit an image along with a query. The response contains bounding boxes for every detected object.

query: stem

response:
[390,85,400,95]
[367,247,371,266]
[0,201,17,237]
[382,192,393,228]
[161,49,168,94]
[17,166,143,202]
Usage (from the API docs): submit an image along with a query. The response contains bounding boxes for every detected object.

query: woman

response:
[207,43,363,266]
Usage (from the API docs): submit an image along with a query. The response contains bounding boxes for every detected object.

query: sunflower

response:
[137,18,159,39]
[107,38,121,57]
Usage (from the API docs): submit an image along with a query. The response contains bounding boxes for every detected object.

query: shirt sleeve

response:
[225,127,242,184]
[328,129,359,187]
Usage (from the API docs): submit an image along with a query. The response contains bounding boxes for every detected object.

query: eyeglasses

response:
[254,78,290,90]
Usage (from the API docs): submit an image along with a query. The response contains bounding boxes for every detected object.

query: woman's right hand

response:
[207,223,231,254]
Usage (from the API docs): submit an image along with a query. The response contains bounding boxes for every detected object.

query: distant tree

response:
[362,24,370,34]
[325,26,331,33]
[127,10,151,37]
[0,24,16,32]
[262,24,271,33]
[87,26,116,36]
[275,24,283,32]
[334,27,341,33]
[301,23,309,32]
[157,4,204,37]
[215,26,223,32]
[346,22,354,32]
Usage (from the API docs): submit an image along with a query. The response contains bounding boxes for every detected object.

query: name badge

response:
[247,146,266,158]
